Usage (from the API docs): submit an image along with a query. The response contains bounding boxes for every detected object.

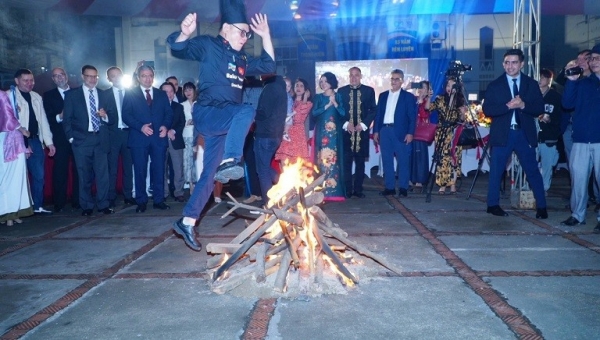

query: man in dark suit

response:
[63,65,117,216]
[482,48,547,219]
[338,67,377,198]
[373,69,416,198]
[105,66,135,208]
[160,81,186,202]
[122,65,173,213]
[166,76,185,103]
[43,67,79,212]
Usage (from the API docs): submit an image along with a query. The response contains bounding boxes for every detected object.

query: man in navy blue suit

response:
[373,69,416,198]
[122,65,173,213]
[482,48,547,219]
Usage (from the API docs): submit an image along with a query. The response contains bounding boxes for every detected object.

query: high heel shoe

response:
[449,185,457,194]
[438,187,446,195]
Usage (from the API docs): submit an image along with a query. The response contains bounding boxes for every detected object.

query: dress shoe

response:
[214,160,244,184]
[486,205,508,216]
[398,188,408,197]
[82,209,93,216]
[34,207,53,215]
[108,200,116,209]
[136,204,147,213]
[99,207,114,215]
[560,216,585,226]
[594,222,600,234]
[353,192,366,198]
[153,202,170,210]
[173,218,202,251]
[123,198,137,206]
[535,208,548,219]
[174,196,185,203]
[345,192,353,199]
[379,188,396,196]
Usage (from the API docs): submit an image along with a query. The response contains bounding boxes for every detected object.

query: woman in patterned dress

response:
[429,77,467,194]
[312,72,346,200]
[274,78,312,163]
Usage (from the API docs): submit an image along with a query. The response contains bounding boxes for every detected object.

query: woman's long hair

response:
[183,82,197,102]
[443,77,465,108]
[294,78,312,101]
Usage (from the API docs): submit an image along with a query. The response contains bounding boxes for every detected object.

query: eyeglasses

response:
[591,56,600,62]
[231,24,252,39]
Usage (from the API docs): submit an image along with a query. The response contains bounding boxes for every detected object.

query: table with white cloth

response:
[374,126,491,177]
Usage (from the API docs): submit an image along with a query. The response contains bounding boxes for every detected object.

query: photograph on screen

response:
[315,58,429,98]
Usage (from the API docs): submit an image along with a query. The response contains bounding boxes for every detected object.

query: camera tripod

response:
[424,78,488,202]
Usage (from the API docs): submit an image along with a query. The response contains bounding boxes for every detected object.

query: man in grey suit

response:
[63,65,117,216]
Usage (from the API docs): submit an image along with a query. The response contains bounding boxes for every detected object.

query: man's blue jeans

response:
[26,138,45,209]
[254,137,282,202]
[183,103,255,219]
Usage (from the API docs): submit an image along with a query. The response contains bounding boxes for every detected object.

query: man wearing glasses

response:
[167,0,275,251]
[561,44,600,234]
[63,65,117,216]
[373,69,417,198]
[43,68,80,213]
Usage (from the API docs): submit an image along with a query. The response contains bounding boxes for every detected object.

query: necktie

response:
[118,89,127,128]
[145,89,152,106]
[512,78,520,125]
[89,89,100,132]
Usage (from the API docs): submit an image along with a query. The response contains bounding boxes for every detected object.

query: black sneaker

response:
[214,161,244,183]
[594,221,600,234]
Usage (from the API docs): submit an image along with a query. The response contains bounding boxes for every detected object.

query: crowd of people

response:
[2,0,600,246]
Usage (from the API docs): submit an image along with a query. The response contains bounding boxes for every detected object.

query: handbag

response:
[414,120,437,143]
[455,124,478,147]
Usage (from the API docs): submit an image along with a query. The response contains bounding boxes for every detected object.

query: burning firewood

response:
[206,158,402,295]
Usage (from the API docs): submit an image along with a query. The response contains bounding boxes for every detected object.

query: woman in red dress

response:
[274,78,312,163]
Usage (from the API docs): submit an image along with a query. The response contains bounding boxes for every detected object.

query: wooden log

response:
[206,243,242,254]
[274,251,292,292]
[309,205,348,237]
[265,264,279,276]
[315,252,324,284]
[211,262,256,294]
[255,243,268,283]
[278,221,300,269]
[309,206,403,275]
[272,209,303,225]
[231,214,267,244]
[311,221,358,284]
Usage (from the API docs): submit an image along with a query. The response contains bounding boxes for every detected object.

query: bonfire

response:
[206,158,402,296]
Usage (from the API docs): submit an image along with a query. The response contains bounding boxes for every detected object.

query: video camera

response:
[445,60,472,77]
[564,66,583,77]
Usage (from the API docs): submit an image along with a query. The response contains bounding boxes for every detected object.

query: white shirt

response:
[182,100,194,138]
[383,90,401,124]
[56,86,70,123]
[83,86,108,132]
[111,86,127,129]
[140,86,153,100]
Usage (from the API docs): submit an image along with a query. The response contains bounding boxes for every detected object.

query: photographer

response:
[482,48,547,219]
[537,68,562,194]
[560,44,600,234]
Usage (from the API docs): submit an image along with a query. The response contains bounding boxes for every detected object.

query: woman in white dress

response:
[181,82,196,189]
[1,90,33,226]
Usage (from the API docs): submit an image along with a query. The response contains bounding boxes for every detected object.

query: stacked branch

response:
[206,173,402,294]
